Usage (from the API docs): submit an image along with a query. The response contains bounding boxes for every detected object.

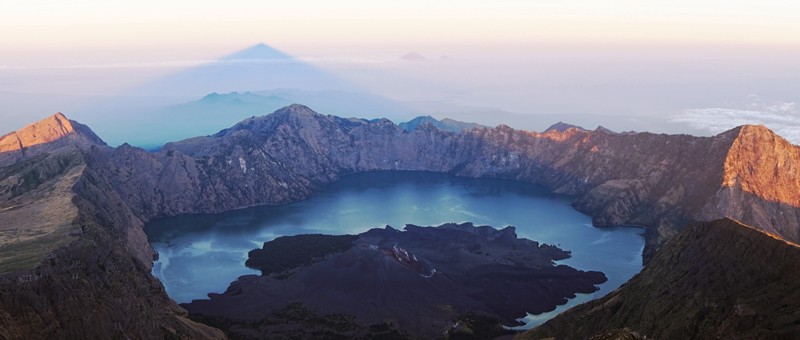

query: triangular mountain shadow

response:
[220,43,293,61]
[130,43,359,97]
[78,43,416,148]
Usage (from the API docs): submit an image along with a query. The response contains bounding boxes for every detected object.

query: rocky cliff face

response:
[0,117,224,339]
[521,218,800,339]
[2,106,799,338]
[0,113,105,167]
[0,216,225,339]
[701,125,800,242]
[90,104,799,260]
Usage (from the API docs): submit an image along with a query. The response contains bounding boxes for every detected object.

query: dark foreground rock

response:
[183,223,607,339]
[0,146,224,339]
[0,228,224,339]
[521,218,800,340]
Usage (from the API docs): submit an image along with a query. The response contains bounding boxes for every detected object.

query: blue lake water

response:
[145,171,644,327]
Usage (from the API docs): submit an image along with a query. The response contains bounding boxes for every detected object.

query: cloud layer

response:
[673,99,800,145]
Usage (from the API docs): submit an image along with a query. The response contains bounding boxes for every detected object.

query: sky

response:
[3,1,800,55]
[1,1,799,143]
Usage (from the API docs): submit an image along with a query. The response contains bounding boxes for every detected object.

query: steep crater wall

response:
[2,105,799,339]
[522,218,800,339]
[92,105,800,260]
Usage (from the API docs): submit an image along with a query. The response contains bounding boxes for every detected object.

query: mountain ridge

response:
[722,124,800,206]
[91,105,800,261]
[0,140,223,339]
[0,113,105,166]
[544,121,586,133]
[521,218,800,339]
[398,115,484,133]
[6,107,799,254]
[2,106,799,338]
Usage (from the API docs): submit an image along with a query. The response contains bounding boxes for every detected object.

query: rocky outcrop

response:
[544,121,587,132]
[520,218,800,339]
[722,125,800,206]
[0,116,224,339]
[0,113,105,167]
[701,125,800,242]
[0,218,225,339]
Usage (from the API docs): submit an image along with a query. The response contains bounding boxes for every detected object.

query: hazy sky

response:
[3,1,800,55]
[2,1,799,143]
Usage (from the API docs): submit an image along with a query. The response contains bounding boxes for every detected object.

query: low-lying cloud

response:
[672,99,800,145]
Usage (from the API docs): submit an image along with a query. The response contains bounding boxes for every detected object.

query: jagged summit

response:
[544,121,587,133]
[735,124,789,144]
[206,104,328,140]
[267,103,324,122]
[1,112,75,147]
[595,125,616,134]
[720,123,800,211]
[717,124,776,139]
[0,112,105,165]
[398,115,483,133]
[738,123,771,132]
[273,103,319,116]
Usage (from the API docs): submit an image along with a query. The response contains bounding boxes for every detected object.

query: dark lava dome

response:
[183,222,607,339]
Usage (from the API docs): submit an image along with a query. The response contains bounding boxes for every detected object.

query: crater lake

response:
[144,171,645,327]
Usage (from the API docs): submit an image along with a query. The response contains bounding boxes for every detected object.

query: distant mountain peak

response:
[737,124,775,137]
[49,112,70,123]
[545,121,587,133]
[1,112,75,149]
[595,125,616,134]
[722,123,800,208]
[212,104,325,138]
[399,116,484,133]
[270,104,322,120]
[0,112,105,166]
[200,91,262,102]
[277,103,316,114]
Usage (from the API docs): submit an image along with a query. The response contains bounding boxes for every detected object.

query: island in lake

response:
[183,222,607,339]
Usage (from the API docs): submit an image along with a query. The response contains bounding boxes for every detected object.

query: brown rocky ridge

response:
[0,118,223,339]
[91,104,800,260]
[520,218,800,339]
[0,113,105,167]
[1,105,799,338]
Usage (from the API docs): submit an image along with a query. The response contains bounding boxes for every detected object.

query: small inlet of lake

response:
[144,171,644,328]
